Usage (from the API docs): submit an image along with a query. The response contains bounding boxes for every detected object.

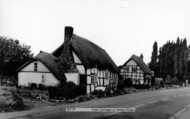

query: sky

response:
[0,0,189,65]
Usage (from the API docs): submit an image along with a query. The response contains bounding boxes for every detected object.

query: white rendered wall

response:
[72,51,82,64]
[18,72,59,87]
[18,61,59,87]
[72,51,85,74]
[65,73,80,85]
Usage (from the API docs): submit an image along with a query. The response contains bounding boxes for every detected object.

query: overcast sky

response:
[0,0,189,65]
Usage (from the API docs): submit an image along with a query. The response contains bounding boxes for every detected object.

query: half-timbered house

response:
[17,26,118,94]
[52,26,119,94]
[119,55,153,86]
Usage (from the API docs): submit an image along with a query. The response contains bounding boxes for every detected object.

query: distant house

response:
[119,55,153,86]
[17,26,118,94]
[17,51,64,88]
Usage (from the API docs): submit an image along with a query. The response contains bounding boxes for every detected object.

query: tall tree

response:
[156,37,188,82]
[149,41,158,76]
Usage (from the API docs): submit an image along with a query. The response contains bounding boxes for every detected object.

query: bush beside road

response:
[0,87,25,112]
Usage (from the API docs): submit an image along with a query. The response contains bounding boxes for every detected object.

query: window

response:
[125,67,129,72]
[91,74,96,84]
[132,66,137,72]
[41,74,45,83]
[34,62,38,72]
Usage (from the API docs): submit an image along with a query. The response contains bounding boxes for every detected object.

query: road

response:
[1,87,190,119]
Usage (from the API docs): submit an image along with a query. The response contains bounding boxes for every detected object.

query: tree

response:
[149,41,159,76]
[156,37,188,82]
[0,36,33,76]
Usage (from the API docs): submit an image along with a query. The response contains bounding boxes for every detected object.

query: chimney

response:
[140,54,144,61]
[64,26,73,43]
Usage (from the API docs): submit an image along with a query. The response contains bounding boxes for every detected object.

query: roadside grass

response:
[0,86,26,112]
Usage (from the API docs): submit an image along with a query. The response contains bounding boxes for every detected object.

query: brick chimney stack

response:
[64,26,73,44]
[61,26,74,65]
[140,54,144,61]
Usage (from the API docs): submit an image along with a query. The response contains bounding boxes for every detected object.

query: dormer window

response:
[34,62,38,72]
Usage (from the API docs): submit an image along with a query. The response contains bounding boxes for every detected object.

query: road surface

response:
[1,87,190,119]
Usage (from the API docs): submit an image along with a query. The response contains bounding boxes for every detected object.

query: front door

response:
[80,74,87,94]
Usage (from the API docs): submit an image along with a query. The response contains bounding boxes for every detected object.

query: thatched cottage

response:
[17,26,118,94]
[17,51,64,88]
[119,55,153,86]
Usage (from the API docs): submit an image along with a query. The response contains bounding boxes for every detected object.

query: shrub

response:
[76,95,91,102]
[30,83,37,90]
[48,82,85,100]
[0,88,25,112]
[39,84,46,90]
[75,84,86,95]
[134,85,150,89]
[92,90,105,98]
[124,79,133,87]
[112,89,124,96]
[117,79,125,90]
[9,90,25,110]
[63,82,78,99]
[104,86,114,97]
[123,87,137,94]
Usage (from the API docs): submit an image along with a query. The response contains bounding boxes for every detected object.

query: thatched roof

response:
[53,34,118,73]
[16,60,34,72]
[17,51,65,82]
[123,55,152,74]
[36,51,66,82]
